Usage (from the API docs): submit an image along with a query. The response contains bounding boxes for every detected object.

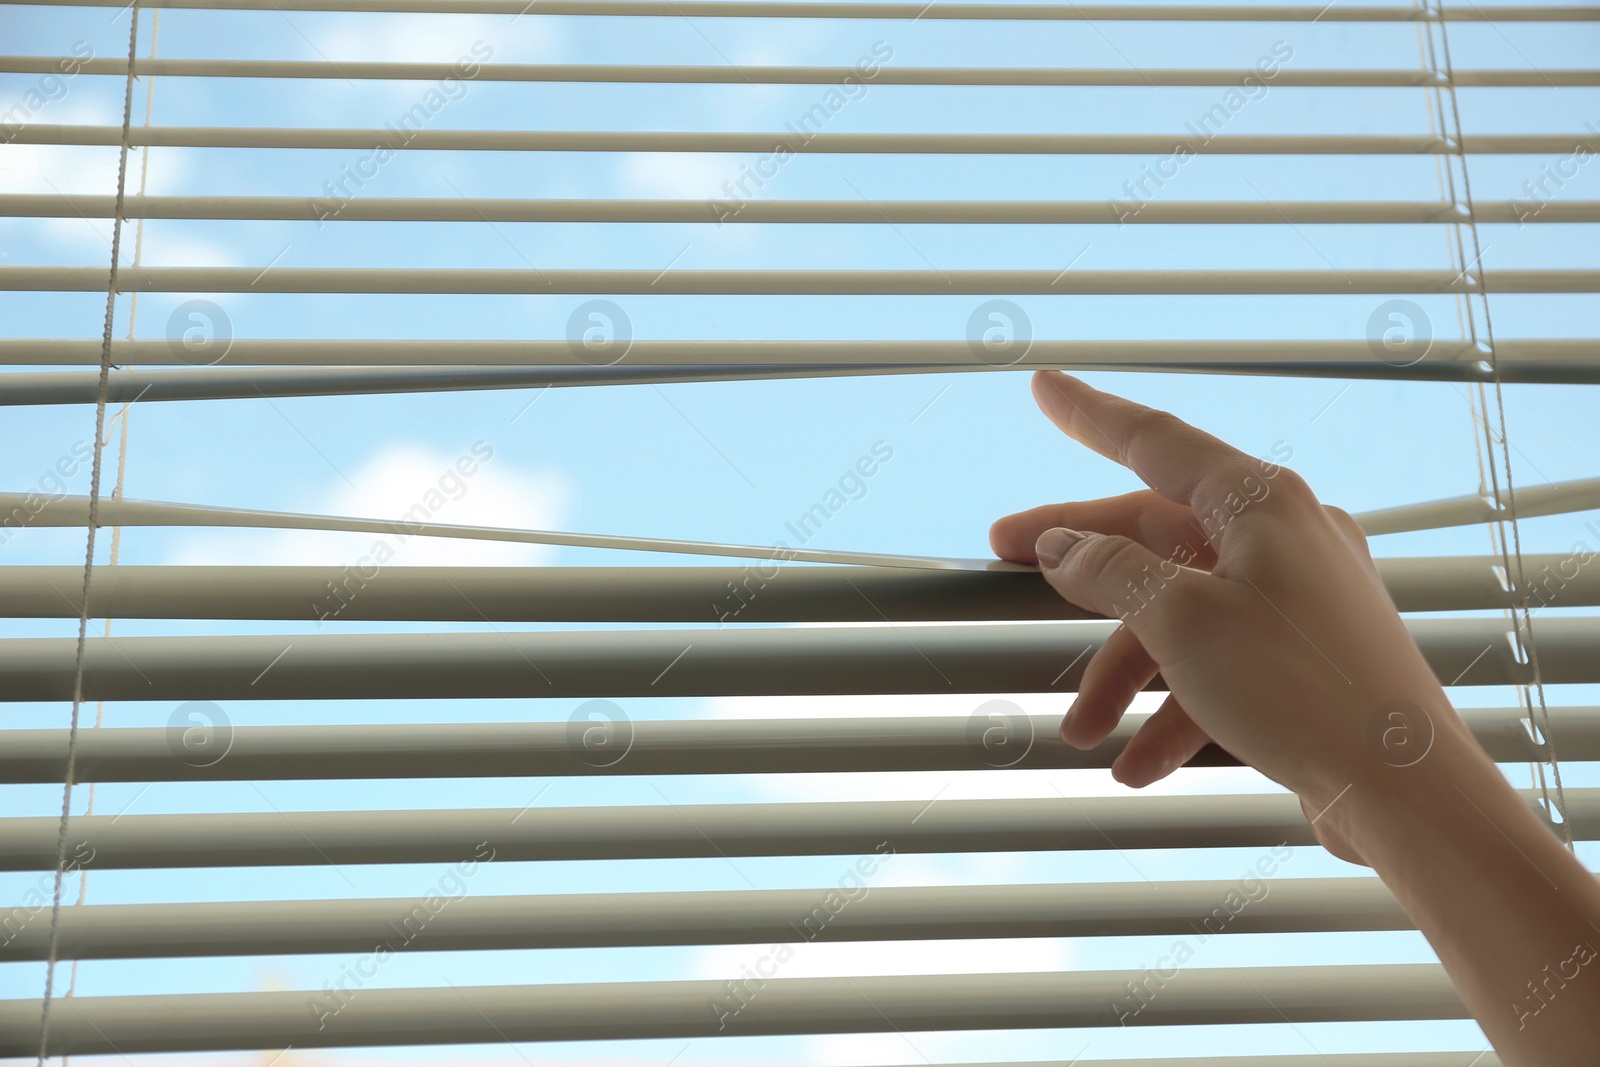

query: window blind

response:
[0,0,1595,1062]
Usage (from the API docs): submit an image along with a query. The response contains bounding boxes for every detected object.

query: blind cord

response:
[1429,0,1571,851]
[35,4,142,1062]
[1416,0,1547,806]
[62,10,161,1028]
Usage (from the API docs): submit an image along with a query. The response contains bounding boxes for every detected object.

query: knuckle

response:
[1196,461,1264,502]
[1068,533,1142,577]
[1322,504,1362,537]
[1265,466,1319,509]
[1322,504,1375,558]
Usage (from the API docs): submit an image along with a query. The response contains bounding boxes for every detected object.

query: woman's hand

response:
[992,371,1600,1064]
[990,370,1460,861]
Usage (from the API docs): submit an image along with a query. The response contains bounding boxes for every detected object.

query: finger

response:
[1036,526,1214,646]
[1111,694,1213,788]
[1060,624,1158,750]
[1030,371,1265,513]
[990,490,1219,570]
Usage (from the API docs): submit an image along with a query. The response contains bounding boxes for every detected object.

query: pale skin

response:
[990,370,1600,1064]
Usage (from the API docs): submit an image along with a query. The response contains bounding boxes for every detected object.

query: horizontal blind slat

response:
[0,707,1573,783]
[4,340,1595,380]
[6,195,1597,224]
[0,361,1573,404]
[4,0,1593,20]
[9,125,1587,153]
[0,364,930,405]
[0,491,1023,570]
[1355,476,1600,534]
[6,56,1595,86]
[0,618,1589,700]
[1,878,1414,960]
[0,790,1590,869]
[6,267,1594,294]
[0,965,1467,1056]
[0,557,1592,620]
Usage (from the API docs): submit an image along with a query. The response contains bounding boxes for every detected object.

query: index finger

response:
[1030,371,1263,512]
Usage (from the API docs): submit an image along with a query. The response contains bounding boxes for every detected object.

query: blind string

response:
[1413,6,1530,794]
[35,3,142,1062]
[1441,12,1571,851]
[1427,0,1571,849]
[62,9,161,1025]
[1425,0,1562,828]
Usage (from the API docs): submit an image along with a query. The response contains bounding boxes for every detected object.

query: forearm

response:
[1334,727,1600,1064]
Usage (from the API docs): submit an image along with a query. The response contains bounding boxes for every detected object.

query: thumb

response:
[1035,527,1206,652]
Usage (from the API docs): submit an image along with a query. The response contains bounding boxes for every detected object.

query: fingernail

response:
[1060,708,1091,749]
[1035,527,1085,570]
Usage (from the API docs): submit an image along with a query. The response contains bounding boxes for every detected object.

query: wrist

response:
[1305,703,1516,870]
[1322,721,1541,874]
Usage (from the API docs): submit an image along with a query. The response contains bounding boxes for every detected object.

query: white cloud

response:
[0,143,207,263]
[166,442,570,567]
[309,13,510,61]
[611,152,771,250]
[0,93,124,205]
[700,691,1278,802]
[32,213,115,257]
[139,232,243,268]
[617,151,737,201]
[689,935,1074,982]
[307,12,563,63]
[704,690,1048,721]
[6,93,117,133]
[0,142,120,195]
[133,146,193,197]
[295,13,566,115]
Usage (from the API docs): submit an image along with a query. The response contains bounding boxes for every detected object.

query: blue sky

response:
[1,0,1599,1063]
